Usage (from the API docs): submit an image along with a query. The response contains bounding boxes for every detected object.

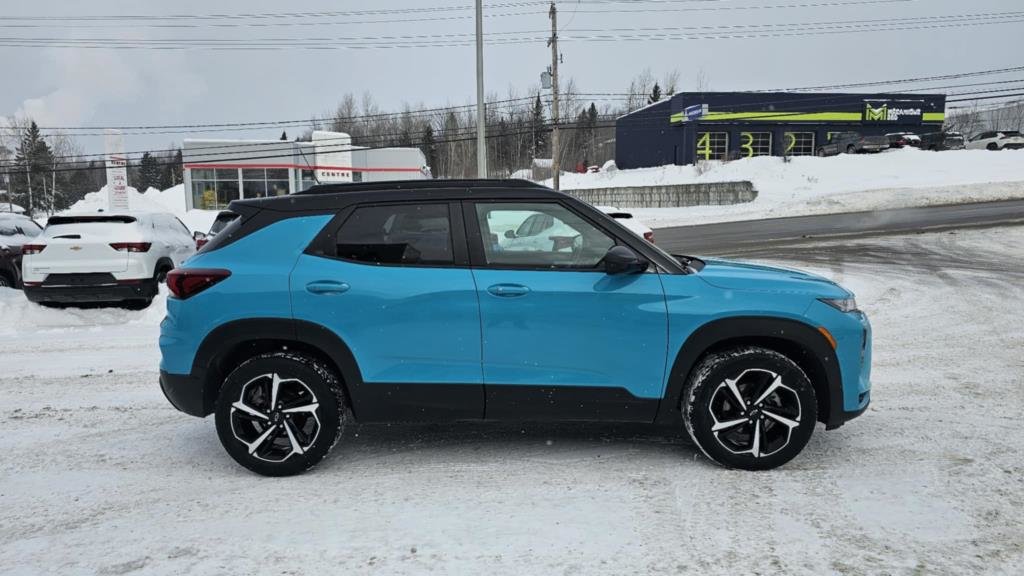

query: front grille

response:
[42,273,118,287]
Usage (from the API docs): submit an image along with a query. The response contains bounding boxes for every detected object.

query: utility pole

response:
[548,2,560,190]
[474,0,487,178]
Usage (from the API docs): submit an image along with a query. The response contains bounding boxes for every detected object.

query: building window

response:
[300,170,317,191]
[267,169,289,196]
[191,168,240,210]
[695,132,728,161]
[242,169,268,198]
[784,132,815,156]
[739,132,772,158]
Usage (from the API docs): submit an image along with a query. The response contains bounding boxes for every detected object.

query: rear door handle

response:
[306,281,350,295]
[487,283,530,297]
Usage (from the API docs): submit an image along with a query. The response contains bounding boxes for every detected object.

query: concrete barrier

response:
[564,181,757,208]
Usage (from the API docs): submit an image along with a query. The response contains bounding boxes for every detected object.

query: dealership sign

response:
[685,104,708,121]
[104,129,130,212]
[864,101,923,122]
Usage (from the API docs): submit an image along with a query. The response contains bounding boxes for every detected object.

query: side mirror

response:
[193,231,207,240]
[504,229,517,239]
[602,245,648,275]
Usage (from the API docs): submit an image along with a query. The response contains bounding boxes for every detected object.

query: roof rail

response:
[294,178,546,196]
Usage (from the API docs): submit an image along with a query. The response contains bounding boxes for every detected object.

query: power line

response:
[1,11,1017,50]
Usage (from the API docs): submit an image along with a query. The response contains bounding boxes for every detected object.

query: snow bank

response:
[0,287,165,378]
[61,184,218,233]
[546,148,1024,227]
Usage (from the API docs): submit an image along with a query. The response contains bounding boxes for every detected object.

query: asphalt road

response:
[655,199,1024,255]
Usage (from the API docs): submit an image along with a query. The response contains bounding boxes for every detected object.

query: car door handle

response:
[487,283,530,297]
[306,281,350,295]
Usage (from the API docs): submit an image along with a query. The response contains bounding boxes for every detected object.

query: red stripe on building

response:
[184,163,423,172]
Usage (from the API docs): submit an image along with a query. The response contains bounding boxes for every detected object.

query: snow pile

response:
[0,286,166,378]
[61,183,218,233]
[546,148,1024,226]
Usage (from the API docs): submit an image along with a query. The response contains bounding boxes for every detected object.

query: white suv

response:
[966,131,1024,151]
[21,212,195,307]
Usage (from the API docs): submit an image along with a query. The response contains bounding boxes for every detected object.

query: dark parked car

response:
[193,210,240,250]
[919,131,966,151]
[816,132,889,156]
[885,132,921,149]
[0,213,44,288]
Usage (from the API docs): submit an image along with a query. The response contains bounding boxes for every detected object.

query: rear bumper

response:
[24,279,158,303]
[159,370,209,417]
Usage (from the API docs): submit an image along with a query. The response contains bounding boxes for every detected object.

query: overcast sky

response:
[1,0,1021,155]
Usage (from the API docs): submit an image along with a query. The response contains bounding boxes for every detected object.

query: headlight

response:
[820,297,858,313]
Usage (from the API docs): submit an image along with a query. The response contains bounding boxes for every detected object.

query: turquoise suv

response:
[159,179,871,476]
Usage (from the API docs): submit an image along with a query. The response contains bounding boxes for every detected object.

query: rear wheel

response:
[816,148,827,157]
[682,346,817,471]
[0,273,12,288]
[846,145,857,154]
[215,352,347,476]
[987,143,1000,151]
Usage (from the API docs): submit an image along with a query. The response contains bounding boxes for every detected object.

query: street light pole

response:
[475,0,488,178]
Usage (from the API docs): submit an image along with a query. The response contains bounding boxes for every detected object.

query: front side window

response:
[335,203,453,265]
[475,202,615,269]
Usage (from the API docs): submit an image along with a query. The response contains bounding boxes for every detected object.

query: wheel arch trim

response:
[189,318,366,418]
[656,315,844,429]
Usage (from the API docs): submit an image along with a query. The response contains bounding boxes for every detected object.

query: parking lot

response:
[1,225,1022,576]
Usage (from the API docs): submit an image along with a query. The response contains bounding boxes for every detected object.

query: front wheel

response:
[682,347,817,471]
[215,352,346,476]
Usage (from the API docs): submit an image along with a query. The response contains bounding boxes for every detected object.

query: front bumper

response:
[24,279,158,303]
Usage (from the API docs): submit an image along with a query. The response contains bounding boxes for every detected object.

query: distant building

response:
[182,131,429,210]
[616,92,947,168]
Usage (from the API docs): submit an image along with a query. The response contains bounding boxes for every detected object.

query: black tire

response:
[123,299,153,310]
[215,351,346,477]
[846,145,857,155]
[682,346,817,471]
[816,148,827,157]
[0,273,12,288]
[986,143,999,151]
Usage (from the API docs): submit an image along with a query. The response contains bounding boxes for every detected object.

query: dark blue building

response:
[615,92,947,168]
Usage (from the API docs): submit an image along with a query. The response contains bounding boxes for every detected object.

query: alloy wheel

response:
[707,368,802,458]
[229,372,321,463]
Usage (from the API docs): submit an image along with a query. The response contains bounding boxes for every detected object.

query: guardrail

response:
[564,181,757,208]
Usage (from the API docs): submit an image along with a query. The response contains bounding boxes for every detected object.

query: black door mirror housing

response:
[193,231,207,240]
[603,245,649,275]
[504,229,517,239]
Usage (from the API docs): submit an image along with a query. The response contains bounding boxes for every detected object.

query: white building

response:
[182,131,429,210]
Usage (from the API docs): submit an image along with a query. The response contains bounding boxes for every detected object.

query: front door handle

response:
[306,281,350,295]
[487,283,530,297]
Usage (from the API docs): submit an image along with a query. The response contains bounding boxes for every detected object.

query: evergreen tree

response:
[530,94,547,158]
[280,131,288,141]
[138,152,162,191]
[13,121,53,216]
[420,123,437,177]
[648,83,662,104]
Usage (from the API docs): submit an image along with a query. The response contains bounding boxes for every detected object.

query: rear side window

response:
[335,203,452,265]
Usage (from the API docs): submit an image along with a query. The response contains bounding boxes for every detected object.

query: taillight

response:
[643,231,655,243]
[166,268,231,299]
[110,242,152,253]
[22,244,46,255]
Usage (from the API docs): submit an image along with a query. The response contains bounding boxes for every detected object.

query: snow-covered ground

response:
[548,148,1024,227]
[1,225,1022,575]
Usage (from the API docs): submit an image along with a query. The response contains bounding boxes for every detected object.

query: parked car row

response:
[5,212,196,308]
[813,129,1023,156]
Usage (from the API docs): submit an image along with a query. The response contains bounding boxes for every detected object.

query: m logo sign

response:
[865,101,924,122]
[864,103,888,122]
